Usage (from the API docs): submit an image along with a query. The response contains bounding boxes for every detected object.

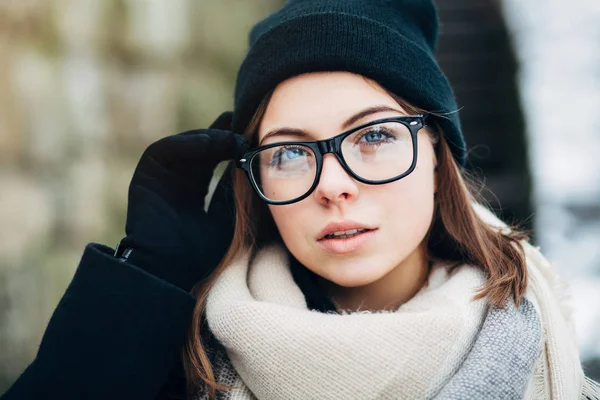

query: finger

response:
[201,130,249,160]
[143,132,207,166]
[149,130,241,164]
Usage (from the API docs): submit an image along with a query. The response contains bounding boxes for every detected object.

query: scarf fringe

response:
[530,343,550,399]
[525,243,578,338]
[582,376,600,400]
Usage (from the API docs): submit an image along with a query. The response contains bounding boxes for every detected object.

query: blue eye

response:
[281,147,304,160]
[357,128,395,145]
[268,145,311,169]
[362,131,385,143]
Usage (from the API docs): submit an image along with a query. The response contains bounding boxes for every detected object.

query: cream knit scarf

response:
[197,204,600,400]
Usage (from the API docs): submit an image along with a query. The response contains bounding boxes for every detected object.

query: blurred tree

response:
[435,0,533,237]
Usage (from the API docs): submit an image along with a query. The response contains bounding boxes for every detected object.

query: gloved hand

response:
[116,111,249,292]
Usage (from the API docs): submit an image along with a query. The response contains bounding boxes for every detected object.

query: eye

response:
[356,128,395,145]
[268,145,311,168]
[281,147,305,160]
[361,131,386,143]
[274,146,307,161]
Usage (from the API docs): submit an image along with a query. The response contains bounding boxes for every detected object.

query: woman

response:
[188,72,546,400]
[2,1,598,399]
[181,1,600,399]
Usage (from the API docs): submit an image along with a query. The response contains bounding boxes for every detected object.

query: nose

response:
[313,153,359,206]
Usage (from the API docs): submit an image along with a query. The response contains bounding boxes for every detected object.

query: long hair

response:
[182,85,530,399]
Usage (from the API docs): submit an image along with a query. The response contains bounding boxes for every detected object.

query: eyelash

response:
[354,128,396,146]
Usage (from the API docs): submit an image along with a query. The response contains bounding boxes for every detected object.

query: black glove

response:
[116,111,249,292]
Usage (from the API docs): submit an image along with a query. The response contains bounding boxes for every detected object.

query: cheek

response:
[379,159,436,243]
[267,204,311,250]
[392,166,435,206]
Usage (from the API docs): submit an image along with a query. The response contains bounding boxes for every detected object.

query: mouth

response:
[320,228,373,240]
[317,228,378,254]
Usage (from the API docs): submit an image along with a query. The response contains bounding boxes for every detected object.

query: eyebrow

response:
[258,105,405,146]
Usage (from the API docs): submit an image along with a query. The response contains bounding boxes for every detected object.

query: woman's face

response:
[256,71,438,288]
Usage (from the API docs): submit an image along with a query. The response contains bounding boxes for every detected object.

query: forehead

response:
[257,72,408,142]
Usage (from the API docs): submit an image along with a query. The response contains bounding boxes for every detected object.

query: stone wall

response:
[0,0,282,391]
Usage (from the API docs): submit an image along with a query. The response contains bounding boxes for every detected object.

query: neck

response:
[320,245,431,312]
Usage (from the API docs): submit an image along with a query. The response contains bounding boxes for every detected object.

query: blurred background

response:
[0,0,599,393]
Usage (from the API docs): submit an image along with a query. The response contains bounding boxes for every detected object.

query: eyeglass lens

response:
[250,121,414,202]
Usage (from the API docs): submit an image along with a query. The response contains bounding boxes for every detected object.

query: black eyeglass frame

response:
[236,114,429,205]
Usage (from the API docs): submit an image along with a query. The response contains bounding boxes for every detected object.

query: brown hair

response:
[181,85,531,399]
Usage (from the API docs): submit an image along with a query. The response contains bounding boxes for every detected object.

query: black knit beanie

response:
[232,0,467,166]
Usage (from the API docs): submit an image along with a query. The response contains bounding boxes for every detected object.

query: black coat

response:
[0,243,334,400]
[1,243,194,400]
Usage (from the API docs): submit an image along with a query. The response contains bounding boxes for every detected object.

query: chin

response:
[320,258,391,288]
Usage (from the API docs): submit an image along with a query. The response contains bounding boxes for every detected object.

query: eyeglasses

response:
[236,115,428,205]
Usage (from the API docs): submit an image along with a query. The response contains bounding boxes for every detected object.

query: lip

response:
[316,220,377,240]
[317,228,378,254]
